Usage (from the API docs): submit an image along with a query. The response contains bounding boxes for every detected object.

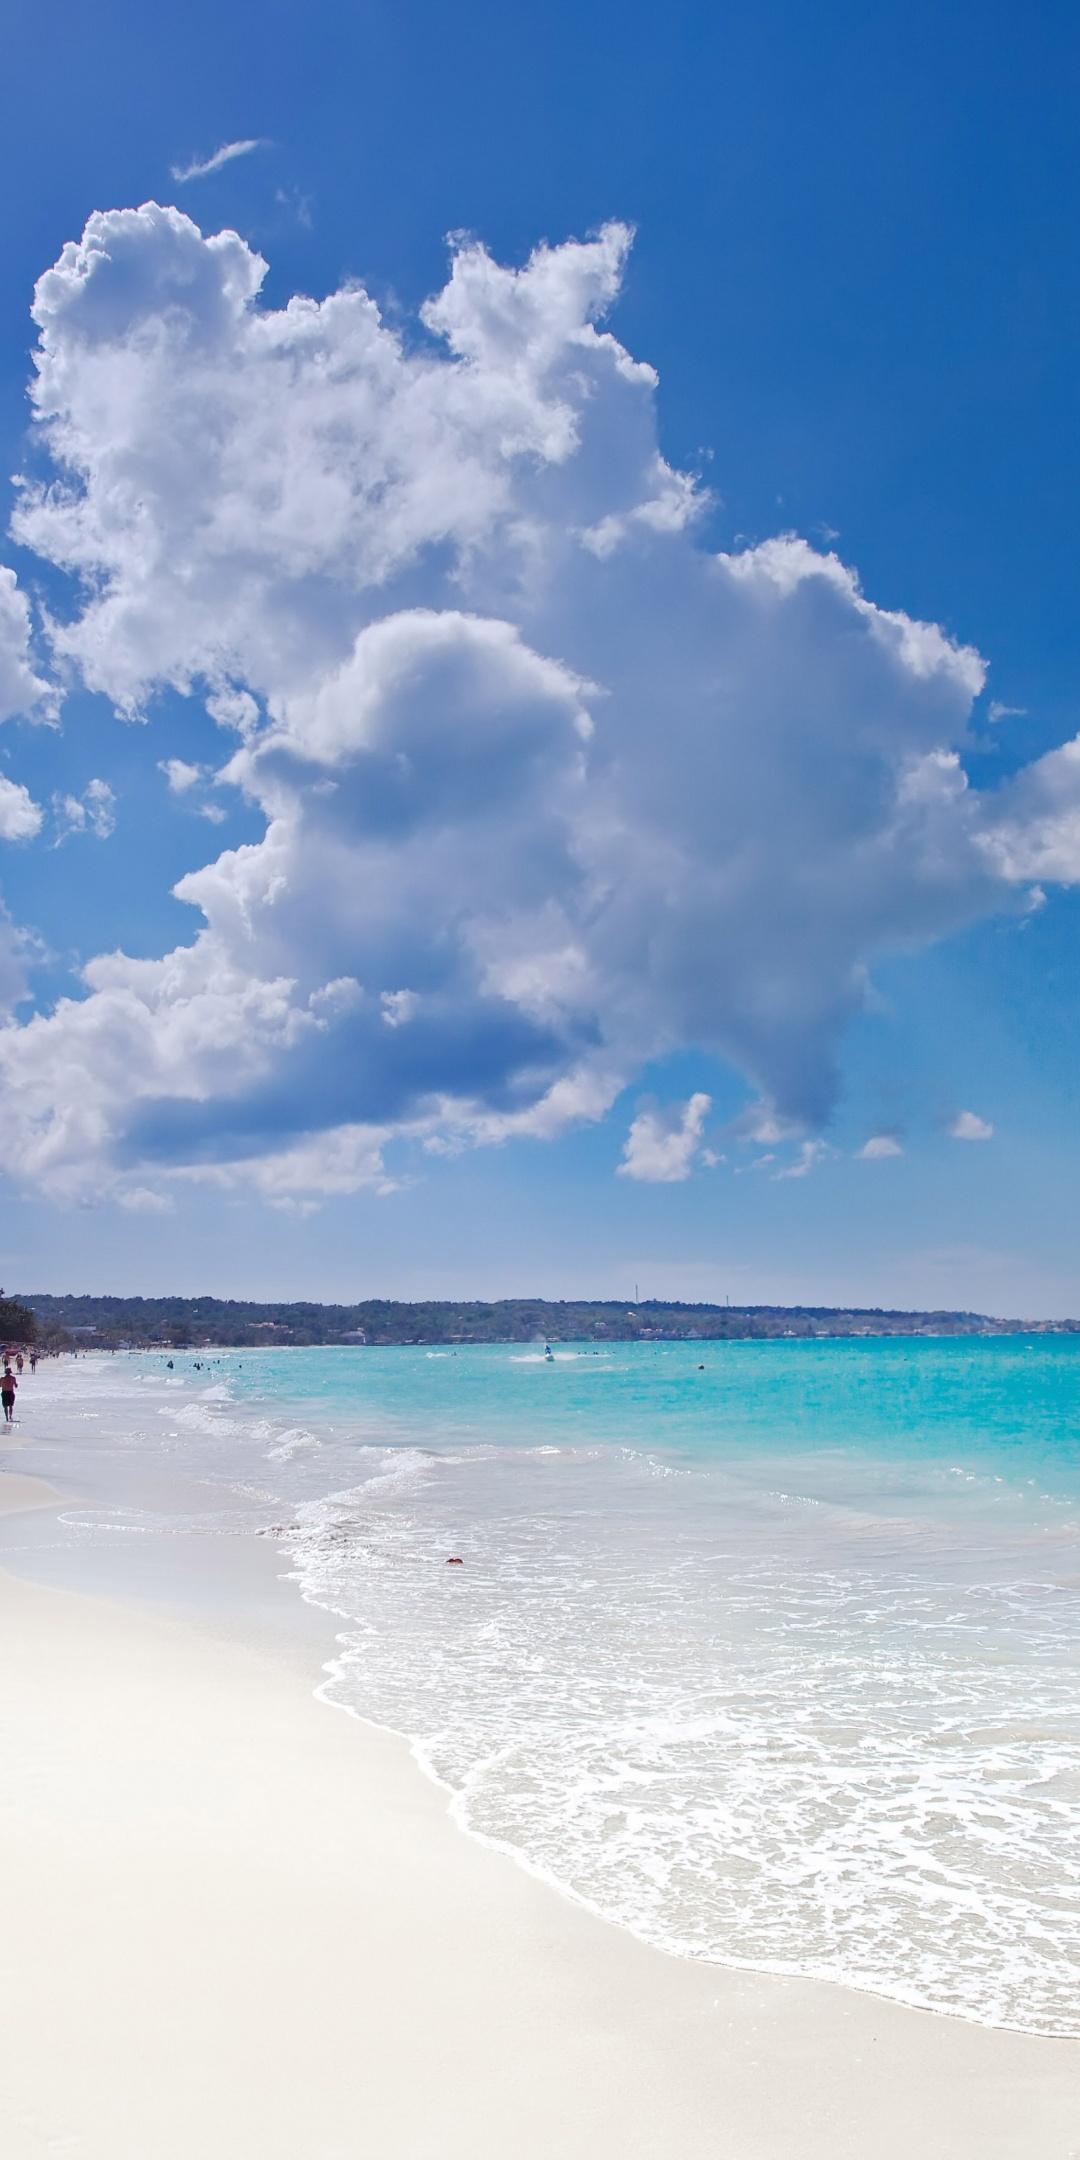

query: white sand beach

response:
[1,1468,1078,2158]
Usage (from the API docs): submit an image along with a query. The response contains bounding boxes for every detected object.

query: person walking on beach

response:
[2,1368,17,1422]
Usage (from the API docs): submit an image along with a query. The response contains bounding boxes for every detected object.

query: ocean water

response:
[8,1337,1080,2034]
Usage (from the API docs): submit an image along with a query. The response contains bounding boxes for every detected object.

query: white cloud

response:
[16,205,640,717]
[0,777,42,840]
[774,1138,830,1180]
[619,1093,711,1182]
[180,1121,398,1206]
[857,1134,903,1159]
[0,568,52,723]
[973,735,1080,886]
[117,1185,174,1214]
[0,206,1075,1202]
[160,758,202,793]
[949,1110,994,1141]
[84,778,116,835]
[381,990,420,1028]
[171,140,264,183]
[0,906,36,1017]
[54,778,115,841]
[160,757,226,821]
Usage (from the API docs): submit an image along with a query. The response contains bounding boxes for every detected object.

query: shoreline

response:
[1,1467,1079,2155]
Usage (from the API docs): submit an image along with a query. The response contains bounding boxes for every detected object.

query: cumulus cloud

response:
[949,1110,994,1141]
[160,758,202,793]
[973,735,1080,886]
[857,1133,903,1159]
[0,568,52,723]
[0,778,42,840]
[171,140,264,183]
[0,203,1075,1200]
[619,1093,711,1182]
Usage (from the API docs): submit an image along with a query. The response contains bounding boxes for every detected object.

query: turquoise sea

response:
[10,1336,1080,2034]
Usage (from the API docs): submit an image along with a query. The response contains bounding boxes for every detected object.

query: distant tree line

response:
[16,1292,1076,1350]
[0,1296,38,1342]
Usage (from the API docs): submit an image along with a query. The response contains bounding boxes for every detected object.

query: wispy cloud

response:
[171,139,264,184]
[159,758,227,822]
[774,1138,830,1180]
[53,778,116,843]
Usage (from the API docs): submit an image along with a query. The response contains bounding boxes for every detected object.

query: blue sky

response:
[0,0,1078,1309]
